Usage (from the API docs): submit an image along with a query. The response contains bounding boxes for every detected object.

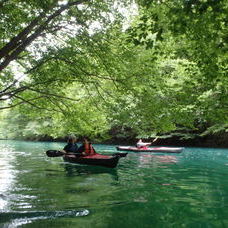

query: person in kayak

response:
[62,134,79,154]
[136,137,158,149]
[77,137,96,155]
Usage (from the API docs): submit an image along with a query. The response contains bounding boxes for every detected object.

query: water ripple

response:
[0,209,89,227]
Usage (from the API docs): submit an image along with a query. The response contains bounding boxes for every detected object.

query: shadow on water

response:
[62,163,119,180]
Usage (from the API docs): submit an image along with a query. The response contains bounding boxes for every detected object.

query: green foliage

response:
[0,0,227,141]
[121,0,228,137]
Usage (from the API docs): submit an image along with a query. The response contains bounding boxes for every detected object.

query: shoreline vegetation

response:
[1,132,228,148]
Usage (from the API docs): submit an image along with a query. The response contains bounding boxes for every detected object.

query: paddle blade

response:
[46,150,65,157]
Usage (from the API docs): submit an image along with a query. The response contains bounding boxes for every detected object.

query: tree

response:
[122,0,228,136]
[0,0,131,106]
[1,0,227,140]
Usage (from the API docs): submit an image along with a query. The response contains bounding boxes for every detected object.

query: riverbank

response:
[1,132,228,148]
[104,133,228,148]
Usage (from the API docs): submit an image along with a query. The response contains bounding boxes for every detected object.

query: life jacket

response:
[84,143,96,155]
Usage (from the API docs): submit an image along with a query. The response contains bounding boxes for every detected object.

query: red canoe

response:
[116,146,184,153]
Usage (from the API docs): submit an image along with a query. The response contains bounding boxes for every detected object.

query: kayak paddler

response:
[62,134,79,154]
[136,137,159,149]
[77,137,96,155]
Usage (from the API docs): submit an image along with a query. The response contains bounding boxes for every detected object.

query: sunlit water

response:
[0,140,227,228]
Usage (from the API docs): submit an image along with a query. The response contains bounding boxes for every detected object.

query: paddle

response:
[46,150,64,157]
[46,150,79,157]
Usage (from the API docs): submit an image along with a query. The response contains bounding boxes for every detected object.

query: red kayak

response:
[63,153,127,168]
[116,146,184,153]
[46,150,127,168]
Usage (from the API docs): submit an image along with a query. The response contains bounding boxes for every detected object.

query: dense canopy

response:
[0,0,227,142]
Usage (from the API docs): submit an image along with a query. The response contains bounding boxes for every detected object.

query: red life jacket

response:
[84,143,96,155]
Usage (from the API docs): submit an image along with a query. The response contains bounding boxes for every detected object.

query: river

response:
[0,140,227,227]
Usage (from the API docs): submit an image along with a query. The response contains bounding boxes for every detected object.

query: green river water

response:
[0,140,227,228]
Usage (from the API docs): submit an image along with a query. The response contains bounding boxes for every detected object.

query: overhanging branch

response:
[0,0,89,72]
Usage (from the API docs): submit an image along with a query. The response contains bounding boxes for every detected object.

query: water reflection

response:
[0,146,16,211]
[62,163,118,180]
[137,154,178,168]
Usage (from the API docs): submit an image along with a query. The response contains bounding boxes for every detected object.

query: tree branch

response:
[0,0,89,72]
[27,88,80,101]
[0,12,46,60]
[0,79,18,95]
[13,95,60,112]
[0,0,10,9]
[0,95,45,110]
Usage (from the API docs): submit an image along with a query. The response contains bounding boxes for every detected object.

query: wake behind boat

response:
[116,146,184,153]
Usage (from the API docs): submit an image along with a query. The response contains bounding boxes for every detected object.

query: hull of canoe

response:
[63,154,120,168]
[116,146,183,153]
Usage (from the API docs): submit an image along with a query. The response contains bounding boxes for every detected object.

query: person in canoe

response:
[62,134,79,154]
[46,135,93,158]
[77,137,96,155]
[136,137,159,149]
